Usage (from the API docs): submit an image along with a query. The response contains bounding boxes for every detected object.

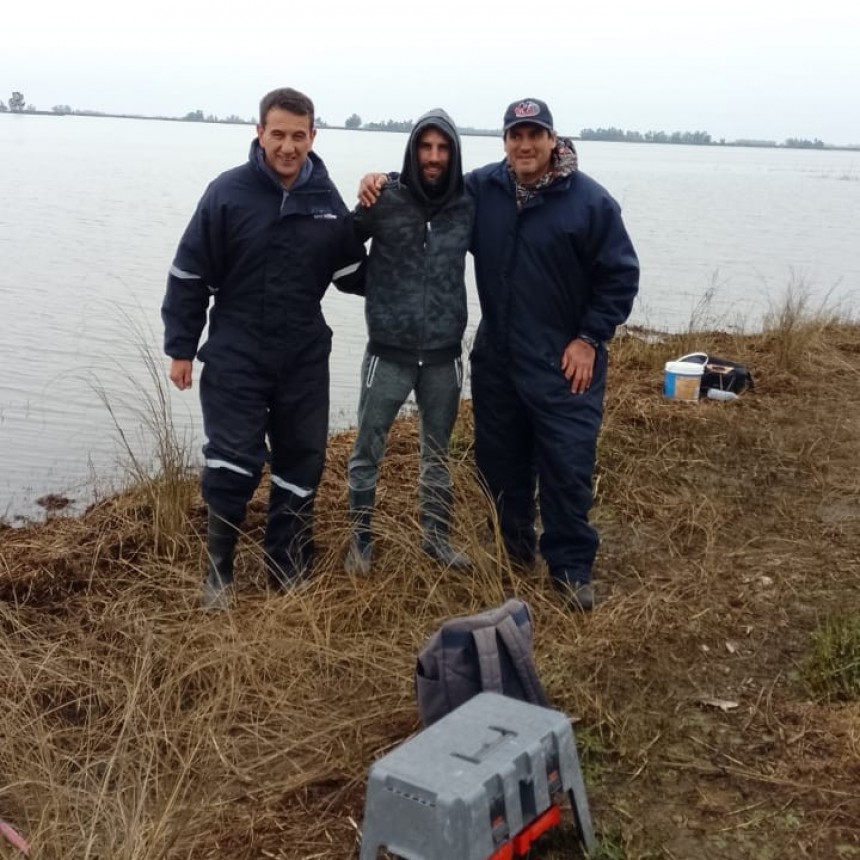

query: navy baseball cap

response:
[503,98,554,133]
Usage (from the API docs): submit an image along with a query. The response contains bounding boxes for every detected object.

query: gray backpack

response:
[415,599,549,727]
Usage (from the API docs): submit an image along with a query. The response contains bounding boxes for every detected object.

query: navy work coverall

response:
[162,141,365,576]
[466,161,639,584]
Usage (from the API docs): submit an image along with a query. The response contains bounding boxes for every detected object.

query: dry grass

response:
[2,322,860,859]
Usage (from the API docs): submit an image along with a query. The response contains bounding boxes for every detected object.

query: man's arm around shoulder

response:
[332,210,369,296]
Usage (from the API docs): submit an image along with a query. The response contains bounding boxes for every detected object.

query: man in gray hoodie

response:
[346,109,474,574]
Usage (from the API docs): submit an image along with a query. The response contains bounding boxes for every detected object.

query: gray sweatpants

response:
[347,351,464,494]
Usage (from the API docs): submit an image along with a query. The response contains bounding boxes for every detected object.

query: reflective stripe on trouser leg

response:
[199,361,269,523]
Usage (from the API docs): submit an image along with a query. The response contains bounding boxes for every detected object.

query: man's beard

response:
[420,166,448,196]
[422,166,447,186]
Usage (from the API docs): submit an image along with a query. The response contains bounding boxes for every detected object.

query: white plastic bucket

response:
[664,360,704,401]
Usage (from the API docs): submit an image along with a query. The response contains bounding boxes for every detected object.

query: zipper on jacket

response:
[420,220,432,352]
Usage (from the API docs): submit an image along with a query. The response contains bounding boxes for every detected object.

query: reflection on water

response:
[1,115,858,521]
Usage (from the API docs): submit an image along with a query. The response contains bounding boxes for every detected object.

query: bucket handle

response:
[676,352,708,364]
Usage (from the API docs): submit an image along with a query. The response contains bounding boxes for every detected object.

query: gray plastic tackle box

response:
[359,692,595,859]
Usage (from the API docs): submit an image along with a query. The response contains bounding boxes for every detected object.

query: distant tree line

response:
[1,91,36,112]
[784,137,825,149]
[1,93,850,151]
[181,109,254,124]
[579,127,835,149]
[364,118,414,132]
[342,115,415,132]
[0,93,257,124]
[580,127,713,145]
[341,116,494,136]
[341,115,494,134]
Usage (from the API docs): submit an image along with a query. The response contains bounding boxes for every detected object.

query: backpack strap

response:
[496,614,549,707]
[471,626,504,693]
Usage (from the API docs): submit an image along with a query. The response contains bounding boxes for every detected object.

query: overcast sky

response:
[3,0,858,145]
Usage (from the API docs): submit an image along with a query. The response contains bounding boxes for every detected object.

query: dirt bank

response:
[1,324,858,858]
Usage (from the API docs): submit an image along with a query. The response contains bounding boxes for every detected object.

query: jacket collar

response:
[248,139,326,194]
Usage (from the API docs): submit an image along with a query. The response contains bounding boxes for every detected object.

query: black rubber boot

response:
[420,484,472,571]
[265,486,315,591]
[201,510,240,610]
[345,487,375,575]
[551,568,597,612]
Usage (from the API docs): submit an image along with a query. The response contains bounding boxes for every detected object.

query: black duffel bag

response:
[677,352,754,395]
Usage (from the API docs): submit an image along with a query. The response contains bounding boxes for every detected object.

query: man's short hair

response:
[259,88,315,128]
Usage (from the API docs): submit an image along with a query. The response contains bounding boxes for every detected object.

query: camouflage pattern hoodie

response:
[353,109,474,365]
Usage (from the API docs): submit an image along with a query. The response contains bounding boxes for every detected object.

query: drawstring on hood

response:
[400,109,464,214]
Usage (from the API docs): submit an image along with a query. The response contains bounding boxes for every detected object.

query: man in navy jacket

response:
[466,98,639,609]
[162,87,365,608]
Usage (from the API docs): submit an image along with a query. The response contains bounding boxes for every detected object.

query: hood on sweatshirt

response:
[400,108,464,209]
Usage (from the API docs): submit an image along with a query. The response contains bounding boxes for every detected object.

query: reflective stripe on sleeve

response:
[169,265,202,280]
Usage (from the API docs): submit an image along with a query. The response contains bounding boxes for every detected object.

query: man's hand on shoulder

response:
[358,173,389,208]
[169,358,194,391]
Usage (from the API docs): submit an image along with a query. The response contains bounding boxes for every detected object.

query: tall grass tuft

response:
[803,614,860,703]
[90,311,196,560]
[761,277,845,372]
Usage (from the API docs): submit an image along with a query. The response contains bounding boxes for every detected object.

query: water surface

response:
[1,115,858,520]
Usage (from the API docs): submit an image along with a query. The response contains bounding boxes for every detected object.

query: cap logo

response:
[514,100,541,118]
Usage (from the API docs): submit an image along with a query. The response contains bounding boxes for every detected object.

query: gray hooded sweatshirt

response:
[353,109,474,364]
